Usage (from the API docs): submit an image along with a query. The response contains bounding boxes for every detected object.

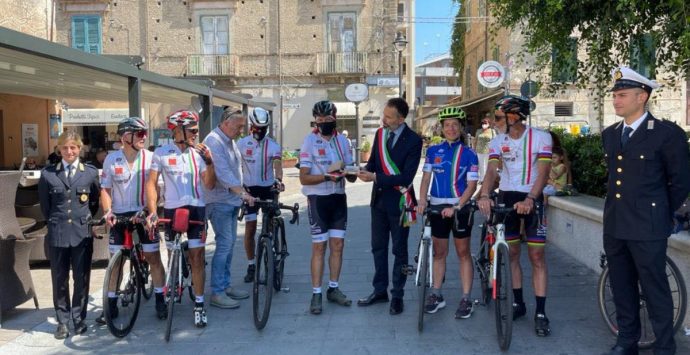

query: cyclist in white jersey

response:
[237,107,284,283]
[299,100,356,315]
[477,95,553,337]
[145,109,216,328]
[97,117,167,323]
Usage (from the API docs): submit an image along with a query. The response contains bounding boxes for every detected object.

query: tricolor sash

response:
[376,127,417,227]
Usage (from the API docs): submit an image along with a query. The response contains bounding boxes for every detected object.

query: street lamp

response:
[393,32,408,98]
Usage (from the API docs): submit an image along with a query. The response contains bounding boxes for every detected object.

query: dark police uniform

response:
[38,160,100,328]
[601,67,690,355]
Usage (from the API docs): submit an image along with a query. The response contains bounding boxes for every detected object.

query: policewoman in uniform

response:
[601,67,690,355]
[38,131,101,339]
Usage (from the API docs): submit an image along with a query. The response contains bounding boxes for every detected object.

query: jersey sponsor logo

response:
[318,148,326,156]
[246,149,253,156]
[434,156,442,164]
[116,157,123,162]
[470,165,479,172]
[501,145,510,153]
[247,141,254,146]
[300,152,310,158]
[316,140,323,144]
[168,150,175,153]
[543,145,552,152]
[168,158,177,165]
[438,149,445,153]
[115,167,124,175]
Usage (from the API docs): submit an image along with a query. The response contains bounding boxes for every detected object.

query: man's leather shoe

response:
[389,297,404,315]
[74,321,88,335]
[357,292,389,306]
[54,324,69,339]
[603,344,638,355]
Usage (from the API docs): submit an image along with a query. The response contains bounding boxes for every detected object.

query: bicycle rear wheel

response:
[273,218,287,291]
[165,249,180,342]
[253,235,274,330]
[597,257,688,349]
[417,239,429,332]
[103,249,142,338]
[494,243,513,350]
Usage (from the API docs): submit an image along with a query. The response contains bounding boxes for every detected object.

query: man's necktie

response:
[621,126,633,148]
[387,131,395,151]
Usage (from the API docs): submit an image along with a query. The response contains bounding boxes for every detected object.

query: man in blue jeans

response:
[203,108,256,309]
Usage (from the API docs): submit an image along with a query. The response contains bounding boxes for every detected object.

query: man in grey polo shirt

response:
[203,108,256,309]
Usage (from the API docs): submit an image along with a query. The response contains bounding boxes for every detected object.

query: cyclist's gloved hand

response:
[195,143,213,165]
[104,209,116,227]
[146,212,158,230]
[274,178,285,192]
[241,191,256,207]
[324,174,343,183]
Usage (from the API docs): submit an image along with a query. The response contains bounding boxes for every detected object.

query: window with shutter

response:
[71,16,102,54]
[551,37,577,83]
[630,34,655,79]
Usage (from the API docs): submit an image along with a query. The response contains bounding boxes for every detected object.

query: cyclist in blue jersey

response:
[416,106,479,319]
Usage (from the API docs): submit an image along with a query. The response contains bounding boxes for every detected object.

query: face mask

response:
[252,127,267,141]
[482,123,489,129]
[317,121,336,136]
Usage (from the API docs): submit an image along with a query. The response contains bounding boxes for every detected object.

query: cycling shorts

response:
[245,185,273,222]
[109,211,160,254]
[307,193,347,243]
[429,204,473,239]
[497,190,546,246]
[162,205,206,249]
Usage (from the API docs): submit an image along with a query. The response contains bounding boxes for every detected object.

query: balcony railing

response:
[316,52,368,75]
[186,54,238,76]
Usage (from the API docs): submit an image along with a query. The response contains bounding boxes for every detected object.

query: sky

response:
[414,0,459,64]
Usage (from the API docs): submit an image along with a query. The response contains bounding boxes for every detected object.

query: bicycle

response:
[401,205,444,332]
[597,253,687,349]
[238,187,299,330]
[475,196,522,351]
[157,208,203,342]
[101,212,155,338]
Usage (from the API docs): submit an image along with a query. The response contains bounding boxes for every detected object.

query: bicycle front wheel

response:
[478,223,491,306]
[253,235,274,330]
[273,218,287,291]
[494,243,513,351]
[598,257,688,349]
[103,249,142,338]
[165,249,180,342]
[417,239,429,332]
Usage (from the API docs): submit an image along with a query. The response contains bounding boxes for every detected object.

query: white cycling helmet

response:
[249,108,271,128]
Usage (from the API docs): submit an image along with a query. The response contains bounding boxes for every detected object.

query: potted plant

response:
[281,150,298,168]
[360,140,372,162]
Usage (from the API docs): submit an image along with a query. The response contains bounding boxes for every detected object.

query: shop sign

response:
[63,109,130,125]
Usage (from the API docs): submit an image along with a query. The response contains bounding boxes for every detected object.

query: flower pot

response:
[282,158,298,169]
[360,151,371,163]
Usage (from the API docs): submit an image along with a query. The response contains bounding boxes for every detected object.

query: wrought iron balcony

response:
[316,52,368,75]
[186,54,238,76]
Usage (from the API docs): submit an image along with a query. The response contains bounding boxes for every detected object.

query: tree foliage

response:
[487,0,690,96]
[450,0,467,83]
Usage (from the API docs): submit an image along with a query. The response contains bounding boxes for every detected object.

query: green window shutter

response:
[630,34,655,79]
[72,16,101,54]
[551,37,577,83]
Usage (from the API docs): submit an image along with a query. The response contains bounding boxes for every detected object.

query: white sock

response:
[313,287,322,294]
[154,287,164,294]
[248,259,255,266]
[108,291,117,298]
[328,281,338,289]
[195,295,204,303]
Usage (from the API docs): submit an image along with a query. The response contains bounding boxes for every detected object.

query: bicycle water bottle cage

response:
[173,208,190,233]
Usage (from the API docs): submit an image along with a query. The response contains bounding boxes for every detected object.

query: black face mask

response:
[317,121,336,136]
[252,128,267,141]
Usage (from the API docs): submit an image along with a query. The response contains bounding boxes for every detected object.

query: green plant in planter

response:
[553,130,607,198]
[430,136,443,145]
[360,140,371,153]
[282,150,297,160]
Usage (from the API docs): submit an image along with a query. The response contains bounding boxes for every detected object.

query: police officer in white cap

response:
[601,66,690,355]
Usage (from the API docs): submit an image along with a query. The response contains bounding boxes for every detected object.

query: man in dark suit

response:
[601,67,690,355]
[38,131,100,339]
[357,98,423,314]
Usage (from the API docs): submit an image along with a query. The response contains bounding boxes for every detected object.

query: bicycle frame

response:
[489,222,509,300]
[415,219,433,288]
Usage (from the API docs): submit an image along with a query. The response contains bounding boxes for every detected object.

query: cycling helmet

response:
[495,95,530,119]
[438,106,466,122]
[249,107,271,128]
[117,117,148,135]
[166,109,199,130]
[312,100,337,118]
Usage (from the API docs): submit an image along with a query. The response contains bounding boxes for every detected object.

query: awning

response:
[0,26,275,111]
[456,89,504,109]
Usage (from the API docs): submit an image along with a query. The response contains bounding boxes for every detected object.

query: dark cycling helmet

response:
[495,95,530,119]
[166,109,199,130]
[312,100,337,118]
[438,106,466,122]
[249,107,270,127]
[117,117,148,135]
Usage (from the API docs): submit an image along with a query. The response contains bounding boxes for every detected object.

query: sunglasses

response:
[134,131,148,138]
[185,128,199,134]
